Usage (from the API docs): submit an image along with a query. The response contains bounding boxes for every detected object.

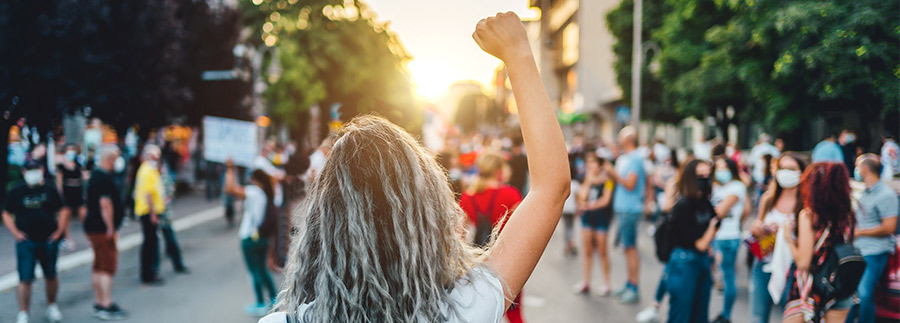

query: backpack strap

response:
[469,189,501,221]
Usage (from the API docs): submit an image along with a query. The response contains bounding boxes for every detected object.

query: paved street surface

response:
[1,195,763,322]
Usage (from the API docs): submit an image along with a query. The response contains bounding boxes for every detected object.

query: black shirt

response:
[509,154,528,194]
[3,184,63,241]
[670,197,716,252]
[85,170,124,233]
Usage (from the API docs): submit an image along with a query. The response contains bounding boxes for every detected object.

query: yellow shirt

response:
[134,162,165,215]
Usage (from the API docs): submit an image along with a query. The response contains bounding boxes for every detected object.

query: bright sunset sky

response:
[365,0,538,100]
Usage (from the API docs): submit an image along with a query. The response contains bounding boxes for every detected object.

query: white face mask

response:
[114,157,126,172]
[775,169,801,188]
[24,170,43,186]
[65,151,77,162]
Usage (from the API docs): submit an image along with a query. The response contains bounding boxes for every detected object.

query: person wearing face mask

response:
[709,157,747,323]
[3,160,68,323]
[134,145,166,285]
[748,152,807,323]
[663,159,720,323]
[839,130,858,176]
[56,144,86,251]
[459,150,524,323]
[847,154,899,323]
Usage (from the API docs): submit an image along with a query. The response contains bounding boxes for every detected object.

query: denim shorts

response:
[581,210,611,232]
[16,239,61,282]
[616,212,640,248]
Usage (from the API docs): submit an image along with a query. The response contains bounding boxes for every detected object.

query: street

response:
[0,194,765,322]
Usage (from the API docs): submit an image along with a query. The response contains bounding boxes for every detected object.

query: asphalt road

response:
[1,196,764,322]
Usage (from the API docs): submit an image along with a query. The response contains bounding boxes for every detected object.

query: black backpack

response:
[469,190,499,247]
[811,228,866,302]
[654,211,674,262]
[258,200,279,238]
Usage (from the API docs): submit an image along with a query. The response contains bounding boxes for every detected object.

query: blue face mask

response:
[715,169,733,183]
[853,167,863,182]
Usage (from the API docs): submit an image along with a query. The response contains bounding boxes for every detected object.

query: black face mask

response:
[696,177,712,197]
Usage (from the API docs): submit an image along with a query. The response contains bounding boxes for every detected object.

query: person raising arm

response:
[473,11,571,308]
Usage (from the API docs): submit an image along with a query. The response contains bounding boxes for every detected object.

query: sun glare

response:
[409,60,451,100]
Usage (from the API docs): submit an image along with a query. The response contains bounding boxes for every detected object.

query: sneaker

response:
[596,285,611,297]
[61,239,76,252]
[46,304,62,322]
[101,304,128,321]
[612,285,629,297]
[619,288,640,304]
[141,277,165,286]
[15,311,28,323]
[636,305,660,323]
[572,282,590,295]
[175,267,191,274]
[711,315,731,323]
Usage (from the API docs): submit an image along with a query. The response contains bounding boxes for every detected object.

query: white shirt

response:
[239,185,268,240]
[258,267,504,323]
[711,180,746,240]
[563,180,581,214]
[304,150,328,180]
[749,142,780,183]
[254,155,284,206]
[694,141,712,161]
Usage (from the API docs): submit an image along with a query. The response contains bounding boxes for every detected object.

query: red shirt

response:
[460,186,523,232]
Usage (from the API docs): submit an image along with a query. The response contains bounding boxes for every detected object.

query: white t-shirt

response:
[694,141,712,161]
[239,185,268,240]
[563,180,581,214]
[258,267,505,323]
[711,181,746,240]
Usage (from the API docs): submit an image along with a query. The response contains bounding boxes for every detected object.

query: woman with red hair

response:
[783,163,856,322]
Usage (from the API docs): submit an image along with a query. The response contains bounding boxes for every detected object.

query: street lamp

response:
[630,0,661,137]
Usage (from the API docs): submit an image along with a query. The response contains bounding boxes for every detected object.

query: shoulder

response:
[449,267,505,322]
[258,312,286,323]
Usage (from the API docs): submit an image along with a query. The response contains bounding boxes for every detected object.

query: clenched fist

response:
[473,11,532,63]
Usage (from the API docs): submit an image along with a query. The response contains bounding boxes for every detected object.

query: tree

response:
[240,0,419,141]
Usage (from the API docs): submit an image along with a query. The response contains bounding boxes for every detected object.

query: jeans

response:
[654,271,667,303]
[241,238,277,304]
[159,213,186,271]
[665,247,711,323]
[713,239,740,319]
[846,252,890,323]
[139,214,160,281]
[16,239,60,282]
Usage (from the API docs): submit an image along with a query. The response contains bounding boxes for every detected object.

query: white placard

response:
[203,116,259,167]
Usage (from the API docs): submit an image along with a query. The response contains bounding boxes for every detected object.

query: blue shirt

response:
[613,150,646,214]
[854,181,899,256]
[810,140,844,163]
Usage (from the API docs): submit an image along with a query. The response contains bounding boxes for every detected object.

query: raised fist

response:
[473,11,531,63]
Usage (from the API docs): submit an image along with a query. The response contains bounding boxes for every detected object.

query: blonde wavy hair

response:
[275,115,486,322]
[468,150,507,194]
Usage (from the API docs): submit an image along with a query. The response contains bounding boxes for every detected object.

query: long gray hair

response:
[275,115,486,322]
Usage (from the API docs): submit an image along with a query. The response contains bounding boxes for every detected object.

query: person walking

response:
[134,145,166,285]
[261,12,570,322]
[158,159,189,274]
[663,159,720,323]
[708,157,747,323]
[748,152,807,323]
[84,147,128,320]
[508,137,528,195]
[3,160,68,323]
[811,133,844,163]
[783,163,856,322]
[603,126,647,304]
[846,154,898,322]
[573,155,614,296]
[225,163,279,317]
[460,150,525,322]
[56,144,85,251]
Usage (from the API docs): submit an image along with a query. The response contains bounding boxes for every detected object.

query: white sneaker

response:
[61,239,76,252]
[636,305,660,323]
[46,304,62,322]
[16,311,28,323]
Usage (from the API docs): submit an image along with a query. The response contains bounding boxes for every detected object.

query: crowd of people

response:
[3,11,900,323]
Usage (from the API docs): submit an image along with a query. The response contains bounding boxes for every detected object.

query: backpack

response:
[811,227,866,301]
[654,211,674,262]
[258,199,279,238]
[469,190,500,247]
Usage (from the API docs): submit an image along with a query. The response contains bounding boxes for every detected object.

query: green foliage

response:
[607,0,899,134]
[241,0,419,133]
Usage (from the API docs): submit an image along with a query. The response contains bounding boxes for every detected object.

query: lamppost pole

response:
[631,0,642,131]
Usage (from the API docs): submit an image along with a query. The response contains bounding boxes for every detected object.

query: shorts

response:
[16,239,60,282]
[616,212,641,249]
[87,233,118,274]
[581,210,611,232]
[63,188,84,208]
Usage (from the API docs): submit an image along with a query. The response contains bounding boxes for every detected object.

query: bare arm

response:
[224,164,246,199]
[695,217,720,252]
[786,210,815,272]
[856,217,898,237]
[587,183,613,210]
[474,12,570,308]
[50,207,70,242]
[100,196,115,236]
[750,192,772,237]
[608,169,638,191]
[714,195,739,218]
[2,210,27,241]
[661,178,679,213]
